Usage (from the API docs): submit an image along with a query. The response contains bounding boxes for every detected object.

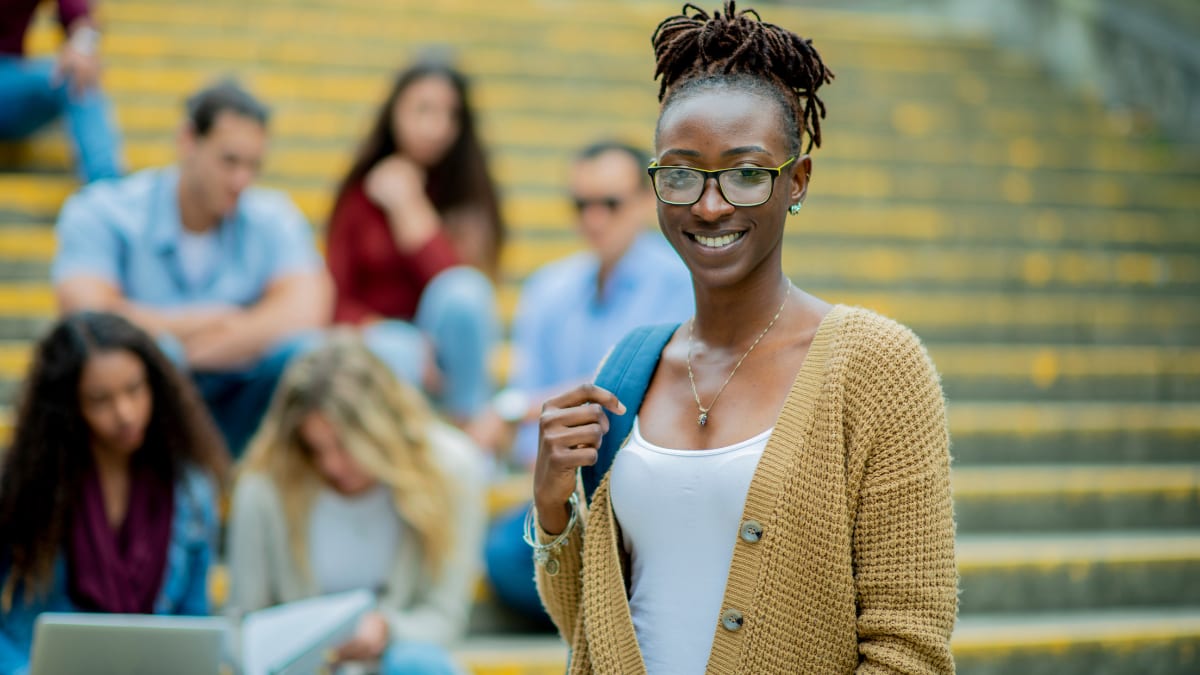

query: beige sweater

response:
[226,422,487,646]
[536,306,958,674]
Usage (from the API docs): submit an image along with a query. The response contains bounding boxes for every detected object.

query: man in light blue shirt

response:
[482,141,693,623]
[52,81,330,456]
[475,141,693,465]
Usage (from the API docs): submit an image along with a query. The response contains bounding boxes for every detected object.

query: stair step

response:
[450,609,1200,675]
[4,178,1198,254]
[953,464,1200,531]
[950,401,1200,464]
[10,127,1199,177]
[6,227,1198,294]
[954,608,1200,675]
[1,399,1197,462]
[2,279,1198,344]
[0,285,1188,344]
[87,1,992,50]
[4,338,1200,402]
[959,531,1200,612]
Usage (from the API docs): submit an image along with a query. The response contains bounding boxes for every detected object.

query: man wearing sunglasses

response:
[479,140,693,623]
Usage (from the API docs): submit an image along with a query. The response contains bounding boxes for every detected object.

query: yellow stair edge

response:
[7,226,1199,289]
[956,531,1200,571]
[4,286,1200,339]
[952,464,1200,499]
[5,342,1200,390]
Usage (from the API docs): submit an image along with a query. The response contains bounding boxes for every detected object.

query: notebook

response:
[240,589,375,675]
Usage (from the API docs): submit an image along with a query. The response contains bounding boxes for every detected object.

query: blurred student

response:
[227,332,486,675]
[52,80,331,457]
[326,60,503,425]
[480,141,693,623]
[477,141,693,464]
[0,312,227,674]
[0,0,124,182]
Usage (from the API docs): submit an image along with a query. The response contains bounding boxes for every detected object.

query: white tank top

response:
[609,418,772,675]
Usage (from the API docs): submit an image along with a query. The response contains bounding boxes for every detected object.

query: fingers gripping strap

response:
[584,323,679,503]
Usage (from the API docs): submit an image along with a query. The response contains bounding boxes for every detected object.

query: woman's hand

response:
[332,611,390,663]
[533,384,625,534]
[364,156,424,213]
[365,156,440,252]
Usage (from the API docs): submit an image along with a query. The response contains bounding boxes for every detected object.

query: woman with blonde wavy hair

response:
[227,331,485,675]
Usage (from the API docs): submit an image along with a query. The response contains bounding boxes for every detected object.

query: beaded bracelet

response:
[522,492,580,576]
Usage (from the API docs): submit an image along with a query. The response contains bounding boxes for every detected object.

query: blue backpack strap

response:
[583,323,680,503]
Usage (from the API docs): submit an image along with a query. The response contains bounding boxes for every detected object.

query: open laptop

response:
[30,613,229,675]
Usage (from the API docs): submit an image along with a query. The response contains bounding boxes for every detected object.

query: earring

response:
[788,202,802,216]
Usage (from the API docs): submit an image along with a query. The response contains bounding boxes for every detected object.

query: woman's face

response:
[78,349,153,457]
[653,88,808,290]
[391,74,462,168]
[299,411,377,496]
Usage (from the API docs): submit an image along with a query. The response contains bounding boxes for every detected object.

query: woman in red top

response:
[327,60,504,425]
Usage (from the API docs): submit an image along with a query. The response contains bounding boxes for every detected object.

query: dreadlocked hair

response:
[652,1,834,153]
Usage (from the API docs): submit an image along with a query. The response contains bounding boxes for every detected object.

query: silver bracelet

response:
[523,493,580,576]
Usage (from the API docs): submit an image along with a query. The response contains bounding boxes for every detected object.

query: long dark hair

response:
[0,312,229,608]
[333,60,504,272]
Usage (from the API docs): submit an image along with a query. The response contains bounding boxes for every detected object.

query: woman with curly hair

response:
[530,3,957,673]
[227,331,486,674]
[0,312,228,673]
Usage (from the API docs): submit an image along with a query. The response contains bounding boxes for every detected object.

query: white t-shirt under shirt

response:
[176,227,221,289]
[308,484,403,595]
[609,418,772,675]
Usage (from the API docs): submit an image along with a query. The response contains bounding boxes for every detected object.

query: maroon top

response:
[67,463,174,614]
[327,181,461,324]
[1,0,91,57]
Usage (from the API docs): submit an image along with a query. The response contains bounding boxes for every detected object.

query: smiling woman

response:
[529,3,958,674]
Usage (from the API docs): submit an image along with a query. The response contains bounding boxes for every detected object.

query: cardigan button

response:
[720,608,744,632]
[739,519,763,543]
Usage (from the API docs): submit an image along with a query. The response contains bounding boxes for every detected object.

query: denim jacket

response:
[0,469,217,675]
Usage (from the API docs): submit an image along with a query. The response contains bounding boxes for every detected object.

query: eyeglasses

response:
[571,196,626,214]
[647,156,797,207]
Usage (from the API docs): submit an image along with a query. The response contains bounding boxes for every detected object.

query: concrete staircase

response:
[1,1,1197,673]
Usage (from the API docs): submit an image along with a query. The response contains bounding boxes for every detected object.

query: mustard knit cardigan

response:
[536,306,958,674]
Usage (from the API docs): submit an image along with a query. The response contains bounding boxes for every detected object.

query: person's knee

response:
[422,267,496,328]
[380,641,462,675]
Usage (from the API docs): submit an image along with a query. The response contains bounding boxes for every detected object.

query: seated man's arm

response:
[53,193,237,340]
[182,269,330,371]
[183,195,330,370]
[56,276,235,340]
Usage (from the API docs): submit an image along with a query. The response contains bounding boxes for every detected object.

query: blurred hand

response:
[465,408,512,456]
[54,44,102,96]
[333,612,389,663]
[364,156,425,214]
[533,384,624,534]
[167,305,244,340]
[182,318,253,371]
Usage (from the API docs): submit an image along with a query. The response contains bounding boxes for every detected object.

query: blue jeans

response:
[189,335,313,458]
[0,56,123,183]
[484,503,553,626]
[363,267,499,419]
[380,641,464,675]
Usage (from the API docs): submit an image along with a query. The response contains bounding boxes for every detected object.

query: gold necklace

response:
[687,287,791,427]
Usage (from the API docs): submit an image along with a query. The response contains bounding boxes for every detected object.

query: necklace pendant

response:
[698,412,708,427]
